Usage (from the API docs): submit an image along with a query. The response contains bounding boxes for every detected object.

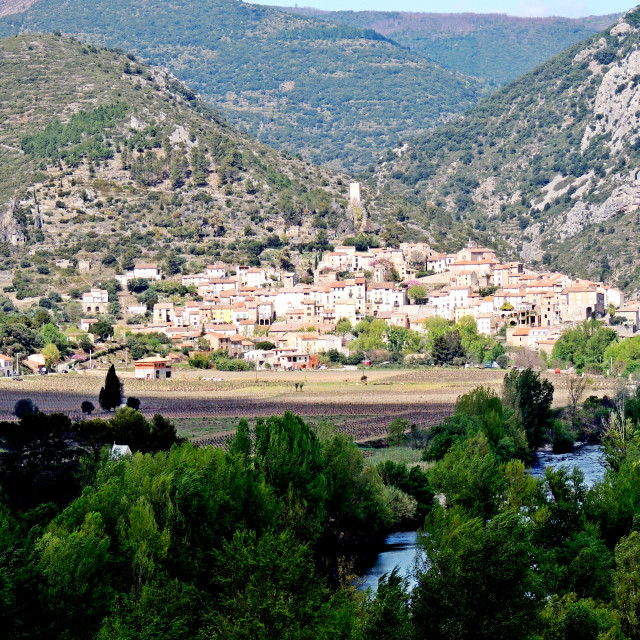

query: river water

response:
[358,530,419,593]
[530,444,605,488]
[358,444,606,593]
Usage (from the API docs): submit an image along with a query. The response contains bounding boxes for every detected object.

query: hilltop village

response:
[11,178,633,377]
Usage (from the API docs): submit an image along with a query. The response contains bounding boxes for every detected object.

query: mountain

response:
[280,9,622,86]
[374,8,640,293]
[0,0,484,172]
[0,1,38,19]
[0,33,364,298]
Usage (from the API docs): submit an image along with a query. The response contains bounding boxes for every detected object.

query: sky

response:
[252,0,635,18]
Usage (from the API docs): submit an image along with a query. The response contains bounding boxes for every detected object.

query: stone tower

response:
[349,182,361,205]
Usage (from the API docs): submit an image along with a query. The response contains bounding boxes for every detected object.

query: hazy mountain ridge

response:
[0,0,484,172]
[279,7,622,85]
[0,0,38,19]
[375,8,640,292]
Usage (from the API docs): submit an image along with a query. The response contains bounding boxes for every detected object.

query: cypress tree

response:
[98,364,122,411]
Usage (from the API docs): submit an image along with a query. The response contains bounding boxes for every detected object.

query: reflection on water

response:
[530,444,605,488]
[358,530,419,593]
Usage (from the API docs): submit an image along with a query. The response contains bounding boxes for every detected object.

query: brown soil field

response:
[0,368,618,443]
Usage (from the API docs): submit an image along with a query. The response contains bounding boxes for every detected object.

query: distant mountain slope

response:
[375,8,640,292]
[0,33,363,295]
[0,0,484,172]
[281,8,621,85]
[0,0,38,19]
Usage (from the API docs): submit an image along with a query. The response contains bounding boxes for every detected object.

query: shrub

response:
[126,397,141,410]
[81,401,95,415]
[14,398,39,418]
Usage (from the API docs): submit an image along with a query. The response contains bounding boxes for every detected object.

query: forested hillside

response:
[282,8,620,86]
[375,8,640,293]
[0,0,483,171]
[0,33,361,296]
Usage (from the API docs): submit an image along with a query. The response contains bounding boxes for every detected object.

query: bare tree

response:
[513,347,544,370]
[568,375,588,425]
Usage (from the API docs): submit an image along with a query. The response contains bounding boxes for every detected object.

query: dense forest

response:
[0,0,484,171]
[281,8,617,85]
[4,368,640,638]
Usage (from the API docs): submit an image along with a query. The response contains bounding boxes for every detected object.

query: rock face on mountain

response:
[376,8,640,293]
[0,201,25,247]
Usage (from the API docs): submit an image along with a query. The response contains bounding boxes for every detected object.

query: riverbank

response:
[358,443,607,593]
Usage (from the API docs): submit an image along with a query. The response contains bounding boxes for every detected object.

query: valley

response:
[2,4,640,640]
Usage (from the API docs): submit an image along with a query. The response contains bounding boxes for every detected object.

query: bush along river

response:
[358,444,606,593]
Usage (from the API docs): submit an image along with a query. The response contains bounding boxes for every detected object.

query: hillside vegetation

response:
[0,0,37,19]
[0,33,361,298]
[0,0,483,171]
[282,9,620,86]
[375,8,640,293]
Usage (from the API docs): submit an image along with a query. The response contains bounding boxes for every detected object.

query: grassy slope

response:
[0,0,484,172]
[280,8,620,85]
[374,8,640,292]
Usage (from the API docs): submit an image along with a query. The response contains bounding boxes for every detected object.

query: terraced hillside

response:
[375,8,640,294]
[0,0,484,171]
[0,33,359,298]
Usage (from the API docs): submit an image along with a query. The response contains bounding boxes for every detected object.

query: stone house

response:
[81,289,108,314]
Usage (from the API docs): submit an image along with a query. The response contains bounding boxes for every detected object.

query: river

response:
[358,444,606,593]
[530,443,605,488]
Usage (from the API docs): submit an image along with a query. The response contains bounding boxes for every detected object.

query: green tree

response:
[229,418,252,457]
[388,418,408,447]
[127,278,150,293]
[99,364,122,411]
[254,341,276,350]
[254,412,327,542]
[431,329,464,365]
[92,318,114,342]
[615,530,640,638]
[407,284,426,304]
[38,512,114,639]
[42,343,60,369]
[81,400,95,415]
[363,569,413,640]
[335,317,352,337]
[126,396,141,410]
[42,322,67,351]
[97,577,205,640]
[14,397,38,418]
[430,434,507,520]
[208,530,352,639]
[412,509,541,640]
[503,368,553,450]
